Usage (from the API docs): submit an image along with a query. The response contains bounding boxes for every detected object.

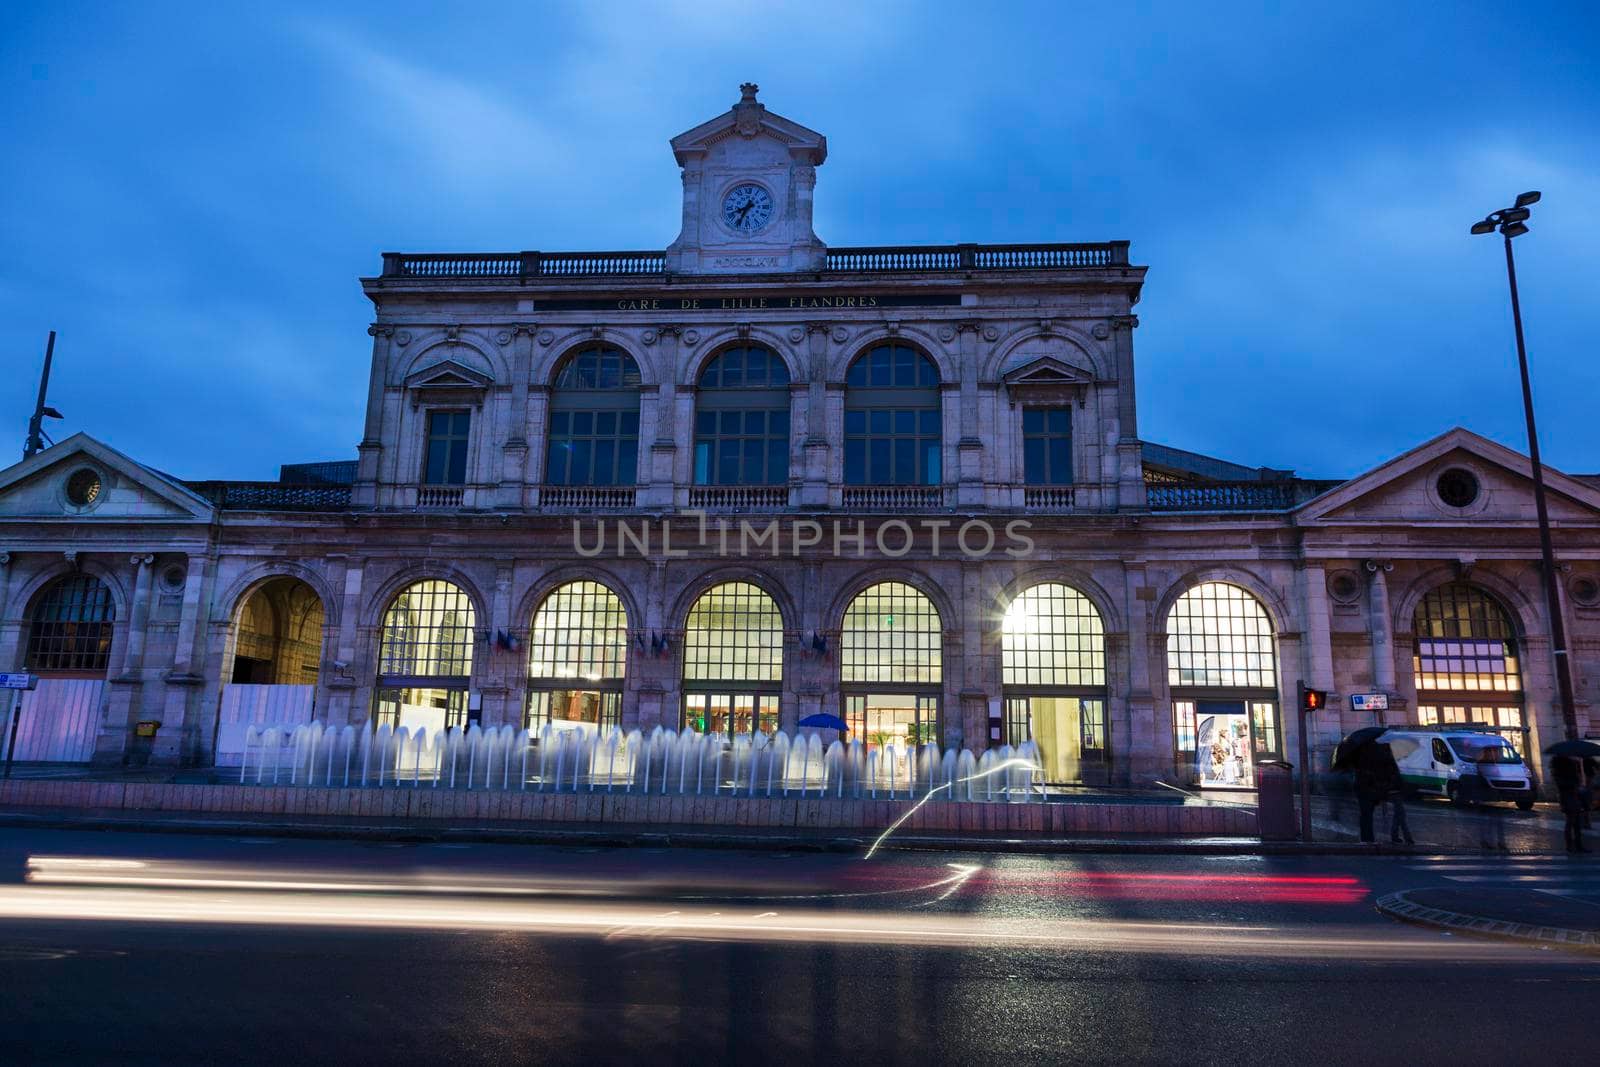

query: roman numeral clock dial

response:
[721,183,774,234]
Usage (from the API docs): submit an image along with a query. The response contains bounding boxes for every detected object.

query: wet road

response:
[0,827,1596,1066]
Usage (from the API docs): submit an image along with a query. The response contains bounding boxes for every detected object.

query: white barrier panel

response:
[216,684,315,767]
[3,678,105,763]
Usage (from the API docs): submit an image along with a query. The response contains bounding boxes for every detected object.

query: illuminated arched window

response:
[682,582,783,735]
[694,346,790,486]
[27,574,115,673]
[374,580,475,732]
[840,582,942,747]
[1002,583,1105,687]
[844,344,941,486]
[1001,583,1107,783]
[545,346,642,487]
[1167,582,1276,689]
[526,580,628,734]
[1166,581,1280,790]
[1413,583,1525,737]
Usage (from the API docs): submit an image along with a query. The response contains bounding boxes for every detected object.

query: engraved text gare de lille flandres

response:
[533,292,963,313]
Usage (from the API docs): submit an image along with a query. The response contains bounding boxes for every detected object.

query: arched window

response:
[27,574,115,673]
[1413,583,1524,740]
[844,344,941,486]
[694,345,790,486]
[1001,583,1106,783]
[526,580,628,734]
[1166,581,1279,789]
[545,346,641,487]
[682,581,783,735]
[229,577,324,684]
[840,581,942,747]
[374,580,475,732]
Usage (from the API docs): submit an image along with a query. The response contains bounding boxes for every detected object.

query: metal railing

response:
[1145,481,1299,511]
[379,241,1130,280]
[186,481,354,510]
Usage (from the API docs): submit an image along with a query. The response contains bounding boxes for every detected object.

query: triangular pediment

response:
[403,359,494,391]
[1002,355,1096,388]
[0,433,215,523]
[671,86,827,166]
[1295,427,1600,526]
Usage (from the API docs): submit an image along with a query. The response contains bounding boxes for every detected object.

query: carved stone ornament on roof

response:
[734,82,764,137]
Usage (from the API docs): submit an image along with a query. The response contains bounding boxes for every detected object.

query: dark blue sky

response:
[3,1,1596,480]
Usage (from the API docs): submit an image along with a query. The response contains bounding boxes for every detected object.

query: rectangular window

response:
[545,407,638,487]
[844,404,940,485]
[424,411,470,485]
[1022,406,1072,485]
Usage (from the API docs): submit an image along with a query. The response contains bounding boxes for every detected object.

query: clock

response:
[721,182,775,234]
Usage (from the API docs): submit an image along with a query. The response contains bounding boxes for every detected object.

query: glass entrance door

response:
[1194,700,1253,788]
[1003,695,1105,784]
[845,693,939,749]
[684,692,779,736]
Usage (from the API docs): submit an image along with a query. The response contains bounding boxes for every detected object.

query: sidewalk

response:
[1377,885,1600,950]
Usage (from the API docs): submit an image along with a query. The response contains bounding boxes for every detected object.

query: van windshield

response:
[1449,739,1522,764]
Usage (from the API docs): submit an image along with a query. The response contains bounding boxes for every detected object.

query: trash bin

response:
[1256,759,1297,841]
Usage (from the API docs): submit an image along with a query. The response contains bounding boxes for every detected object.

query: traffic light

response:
[1299,682,1328,713]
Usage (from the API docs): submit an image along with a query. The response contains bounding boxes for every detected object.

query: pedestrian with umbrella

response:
[1546,739,1600,853]
[1333,727,1390,844]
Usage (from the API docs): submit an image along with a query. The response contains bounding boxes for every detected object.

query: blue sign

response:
[1350,692,1389,712]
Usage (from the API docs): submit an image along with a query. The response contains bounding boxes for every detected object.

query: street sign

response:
[1350,692,1389,712]
[0,674,37,691]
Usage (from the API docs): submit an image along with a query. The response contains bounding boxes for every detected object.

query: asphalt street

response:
[1,826,1597,1066]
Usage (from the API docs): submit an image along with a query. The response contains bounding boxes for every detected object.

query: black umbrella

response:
[1331,726,1389,771]
[1544,739,1600,758]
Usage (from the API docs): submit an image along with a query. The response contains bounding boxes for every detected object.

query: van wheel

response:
[1447,782,1463,807]
[1516,798,1535,812]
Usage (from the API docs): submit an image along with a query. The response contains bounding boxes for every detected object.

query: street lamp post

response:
[1470,192,1578,742]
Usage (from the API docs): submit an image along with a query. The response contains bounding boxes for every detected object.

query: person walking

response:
[1354,741,1388,844]
[1379,743,1415,845]
[1582,756,1596,831]
[1552,755,1588,854]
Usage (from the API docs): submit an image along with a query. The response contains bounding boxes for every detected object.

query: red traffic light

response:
[1300,684,1328,713]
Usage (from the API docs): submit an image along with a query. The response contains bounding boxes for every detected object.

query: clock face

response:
[721,183,775,234]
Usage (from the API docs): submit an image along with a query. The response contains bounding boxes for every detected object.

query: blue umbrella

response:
[798,713,848,732]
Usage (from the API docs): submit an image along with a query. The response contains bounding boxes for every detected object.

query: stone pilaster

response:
[155,553,211,764]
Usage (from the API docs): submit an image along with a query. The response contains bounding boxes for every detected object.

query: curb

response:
[0,809,1498,856]
[1375,890,1600,950]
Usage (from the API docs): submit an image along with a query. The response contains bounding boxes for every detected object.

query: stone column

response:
[954,323,983,507]
[330,559,365,727]
[1366,560,1396,702]
[156,554,211,764]
[0,553,17,668]
[1297,563,1339,784]
[497,325,536,509]
[1121,561,1157,787]
[354,326,393,507]
[481,561,514,728]
[1110,316,1146,508]
[800,324,831,506]
[120,555,156,676]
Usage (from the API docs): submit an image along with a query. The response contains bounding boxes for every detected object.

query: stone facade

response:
[2,87,1596,786]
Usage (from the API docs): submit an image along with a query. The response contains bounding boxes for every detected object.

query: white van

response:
[1381,728,1537,810]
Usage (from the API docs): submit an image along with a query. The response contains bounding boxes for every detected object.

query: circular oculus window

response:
[1435,467,1480,509]
[65,468,103,507]
[1571,576,1600,608]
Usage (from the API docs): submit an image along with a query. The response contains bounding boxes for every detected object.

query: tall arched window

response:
[840,581,942,747]
[27,574,115,674]
[374,580,476,733]
[1413,583,1524,741]
[694,345,790,486]
[682,581,784,735]
[1001,583,1106,783]
[1166,581,1279,789]
[545,346,641,487]
[526,580,628,734]
[844,344,941,486]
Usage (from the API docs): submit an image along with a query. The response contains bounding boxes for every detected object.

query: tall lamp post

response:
[1470,192,1578,742]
